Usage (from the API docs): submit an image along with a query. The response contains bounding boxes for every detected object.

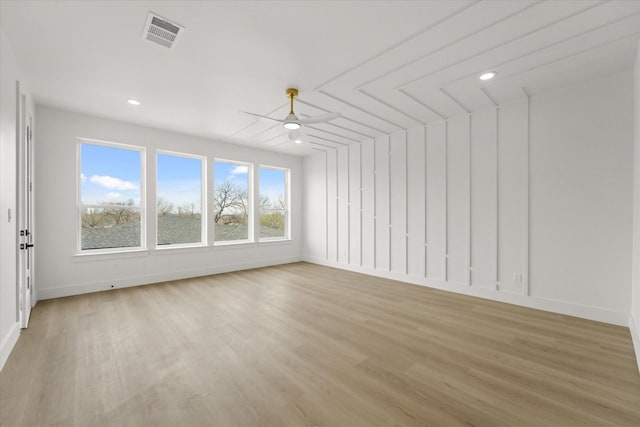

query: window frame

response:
[212,158,254,245]
[258,165,290,242]
[155,149,207,249]
[76,138,146,254]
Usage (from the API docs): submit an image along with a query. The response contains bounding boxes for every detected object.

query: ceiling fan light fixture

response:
[284,122,301,130]
[283,113,301,130]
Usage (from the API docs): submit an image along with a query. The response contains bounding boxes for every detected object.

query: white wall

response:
[631,42,640,371]
[35,106,302,299]
[0,30,33,370]
[303,71,634,326]
[530,71,633,320]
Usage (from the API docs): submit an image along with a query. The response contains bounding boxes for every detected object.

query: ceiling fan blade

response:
[242,111,283,123]
[300,112,341,125]
[289,130,304,144]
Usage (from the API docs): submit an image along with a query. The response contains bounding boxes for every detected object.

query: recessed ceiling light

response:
[127,99,141,106]
[294,139,303,144]
[479,72,497,81]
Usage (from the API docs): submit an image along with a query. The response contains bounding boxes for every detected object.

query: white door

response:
[17,83,34,328]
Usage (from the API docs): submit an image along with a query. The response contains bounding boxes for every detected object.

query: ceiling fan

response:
[244,88,341,143]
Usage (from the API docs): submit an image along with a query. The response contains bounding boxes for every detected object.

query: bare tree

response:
[157,198,174,216]
[236,189,249,217]
[178,203,198,217]
[214,180,241,223]
[81,210,103,228]
[259,194,270,209]
[105,207,137,225]
[276,194,286,210]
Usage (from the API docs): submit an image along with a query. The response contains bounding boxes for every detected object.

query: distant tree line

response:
[81,181,286,231]
[81,199,139,228]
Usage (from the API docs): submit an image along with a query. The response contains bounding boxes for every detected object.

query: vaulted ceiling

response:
[2,1,639,155]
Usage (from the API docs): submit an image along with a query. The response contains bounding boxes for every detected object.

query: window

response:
[79,141,144,251]
[259,166,289,240]
[213,160,251,242]
[157,152,205,246]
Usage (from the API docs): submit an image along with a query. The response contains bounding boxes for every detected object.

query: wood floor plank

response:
[1,262,639,426]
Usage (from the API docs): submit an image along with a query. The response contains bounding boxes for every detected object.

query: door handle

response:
[19,243,34,250]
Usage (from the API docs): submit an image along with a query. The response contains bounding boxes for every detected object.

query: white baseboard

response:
[38,256,302,300]
[0,322,20,372]
[630,314,640,374]
[303,256,628,327]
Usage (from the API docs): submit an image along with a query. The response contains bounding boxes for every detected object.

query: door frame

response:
[16,81,35,328]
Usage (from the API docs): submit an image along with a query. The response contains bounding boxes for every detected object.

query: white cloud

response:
[89,175,137,190]
[106,192,122,200]
[231,165,248,175]
[81,173,87,182]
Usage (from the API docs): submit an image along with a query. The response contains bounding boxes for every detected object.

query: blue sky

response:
[157,154,202,212]
[259,167,286,206]
[81,143,287,209]
[81,143,141,206]
[214,161,249,190]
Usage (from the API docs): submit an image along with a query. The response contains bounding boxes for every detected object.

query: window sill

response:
[153,244,210,255]
[73,248,150,261]
[71,238,292,261]
[258,238,292,245]
[213,240,254,248]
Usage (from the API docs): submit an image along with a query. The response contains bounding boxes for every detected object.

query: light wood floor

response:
[1,262,639,426]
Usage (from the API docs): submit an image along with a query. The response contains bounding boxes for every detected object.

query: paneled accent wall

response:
[304,99,528,296]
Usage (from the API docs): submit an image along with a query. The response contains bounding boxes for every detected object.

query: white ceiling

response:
[2,1,639,156]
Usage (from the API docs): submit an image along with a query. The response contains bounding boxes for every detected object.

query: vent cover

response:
[142,12,183,49]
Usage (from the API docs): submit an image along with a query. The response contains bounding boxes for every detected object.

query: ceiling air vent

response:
[142,12,184,49]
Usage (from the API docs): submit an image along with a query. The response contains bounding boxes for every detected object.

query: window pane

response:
[259,167,287,239]
[214,161,250,242]
[157,153,203,245]
[80,143,142,250]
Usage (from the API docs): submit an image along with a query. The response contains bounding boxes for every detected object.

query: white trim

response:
[466,114,472,286]
[258,165,291,241]
[359,143,363,267]
[325,150,328,259]
[303,256,629,326]
[213,239,253,247]
[443,121,448,282]
[153,244,209,254]
[347,145,351,264]
[336,149,339,262]
[424,125,428,278]
[257,237,291,244]
[494,107,500,291]
[387,135,391,272]
[404,131,409,275]
[37,256,302,300]
[212,158,254,245]
[373,138,377,269]
[630,313,640,374]
[156,150,206,247]
[0,322,20,372]
[523,94,530,296]
[77,139,146,254]
[73,248,151,261]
